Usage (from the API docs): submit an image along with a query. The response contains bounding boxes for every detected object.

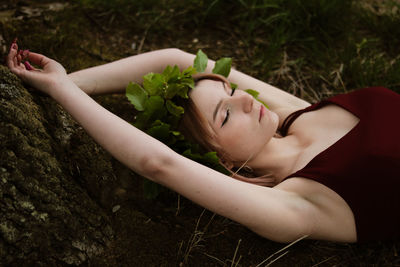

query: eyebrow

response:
[213,100,223,122]
[212,82,228,122]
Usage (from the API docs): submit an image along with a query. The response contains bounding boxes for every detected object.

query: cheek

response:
[218,116,256,144]
[216,127,256,158]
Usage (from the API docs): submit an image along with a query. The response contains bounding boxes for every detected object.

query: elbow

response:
[139,152,174,184]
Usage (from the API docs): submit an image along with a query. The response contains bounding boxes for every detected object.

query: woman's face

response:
[190,79,279,162]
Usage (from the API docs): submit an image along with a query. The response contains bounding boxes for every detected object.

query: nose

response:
[234,92,253,113]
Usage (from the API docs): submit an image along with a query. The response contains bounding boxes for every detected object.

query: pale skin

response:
[7,43,358,243]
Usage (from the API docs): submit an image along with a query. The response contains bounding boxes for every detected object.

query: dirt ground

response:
[1,1,399,266]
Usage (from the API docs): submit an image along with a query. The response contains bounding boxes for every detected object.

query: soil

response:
[0,1,399,266]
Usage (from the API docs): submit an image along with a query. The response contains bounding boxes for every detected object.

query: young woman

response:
[6,41,400,243]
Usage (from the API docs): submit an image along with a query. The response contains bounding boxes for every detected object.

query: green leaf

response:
[194,49,208,72]
[203,151,220,164]
[176,84,190,99]
[143,73,164,96]
[126,82,148,111]
[171,131,180,136]
[245,89,269,109]
[182,66,197,77]
[162,65,173,77]
[143,95,166,120]
[163,65,180,82]
[244,89,260,98]
[212,57,232,77]
[147,121,170,142]
[166,100,184,117]
[181,77,195,89]
[165,83,182,99]
[230,82,238,90]
[182,149,202,161]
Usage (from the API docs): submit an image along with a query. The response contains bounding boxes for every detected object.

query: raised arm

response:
[68,48,310,114]
[68,48,183,95]
[55,78,315,243]
[50,76,316,243]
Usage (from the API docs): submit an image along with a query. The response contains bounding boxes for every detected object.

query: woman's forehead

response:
[190,79,226,121]
[191,79,226,100]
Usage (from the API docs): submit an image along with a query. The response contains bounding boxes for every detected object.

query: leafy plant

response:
[126,50,265,198]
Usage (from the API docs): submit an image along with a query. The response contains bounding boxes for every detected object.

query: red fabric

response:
[281,87,400,242]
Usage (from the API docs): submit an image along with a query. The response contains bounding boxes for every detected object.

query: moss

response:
[0,220,20,244]
[0,65,114,264]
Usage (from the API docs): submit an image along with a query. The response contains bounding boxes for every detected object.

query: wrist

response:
[68,72,95,95]
[49,78,82,101]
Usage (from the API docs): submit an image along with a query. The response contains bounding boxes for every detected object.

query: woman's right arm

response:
[68,49,310,113]
[68,48,183,95]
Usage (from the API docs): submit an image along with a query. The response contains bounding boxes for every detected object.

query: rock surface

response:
[0,65,114,265]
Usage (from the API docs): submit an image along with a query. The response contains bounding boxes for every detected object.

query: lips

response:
[259,105,265,121]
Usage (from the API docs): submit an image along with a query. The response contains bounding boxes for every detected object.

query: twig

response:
[232,152,256,177]
[203,252,226,265]
[265,250,289,267]
[231,239,242,267]
[175,194,181,216]
[181,210,215,265]
[310,255,335,267]
[137,11,165,54]
[256,235,308,267]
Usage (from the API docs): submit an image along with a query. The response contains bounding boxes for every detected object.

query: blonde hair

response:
[179,73,276,187]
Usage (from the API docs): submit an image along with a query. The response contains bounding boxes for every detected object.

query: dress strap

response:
[280,109,306,136]
[280,102,327,136]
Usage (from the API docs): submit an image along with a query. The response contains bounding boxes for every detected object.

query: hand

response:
[6,39,69,96]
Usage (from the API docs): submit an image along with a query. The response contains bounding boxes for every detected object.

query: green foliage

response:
[126,50,237,198]
[126,82,147,111]
[194,49,208,72]
[194,49,232,77]
[212,58,232,77]
[126,50,268,198]
[244,89,269,109]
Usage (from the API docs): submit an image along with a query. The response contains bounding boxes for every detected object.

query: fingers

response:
[7,39,30,72]
[27,52,52,68]
[24,61,35,71]
[6,39,19,69]
[7,39,42,74]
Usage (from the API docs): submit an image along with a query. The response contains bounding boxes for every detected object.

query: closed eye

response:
[220,84,235,127]
[221,108,230,127]
[221,88,235,127]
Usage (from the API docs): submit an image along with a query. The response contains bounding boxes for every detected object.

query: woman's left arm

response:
[51,80,316,243]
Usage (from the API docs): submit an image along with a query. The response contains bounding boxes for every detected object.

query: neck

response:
[246,134,307,183]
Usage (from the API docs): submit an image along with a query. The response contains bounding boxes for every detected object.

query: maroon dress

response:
[280,87,400,242]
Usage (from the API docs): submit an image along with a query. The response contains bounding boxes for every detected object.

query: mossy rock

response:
[0,65,115,265]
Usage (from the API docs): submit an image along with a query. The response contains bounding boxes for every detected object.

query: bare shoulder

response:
[275,177,357,242]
